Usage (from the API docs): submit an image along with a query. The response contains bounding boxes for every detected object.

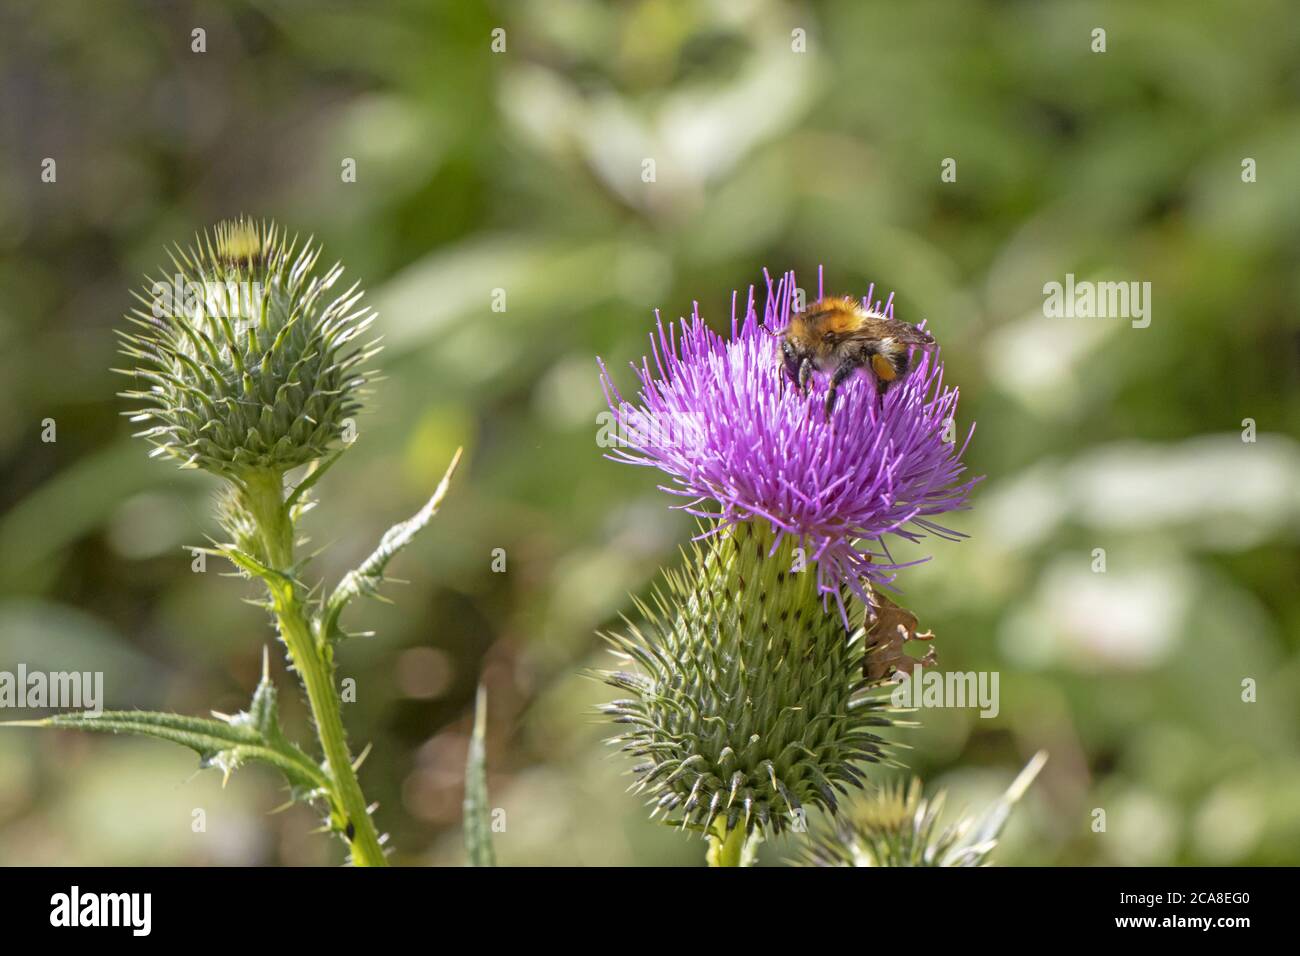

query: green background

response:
[0,0,1297,865]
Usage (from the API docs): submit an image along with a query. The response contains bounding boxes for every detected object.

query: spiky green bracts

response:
[117,219,378,481]
[601,522,903,844]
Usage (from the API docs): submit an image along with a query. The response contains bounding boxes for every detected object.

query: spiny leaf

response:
[286,447,346,511]
[949,749,1048,860]
[464,684,497,867]
[218,543,281,583]
[3,650,329,801]
[322,447,461,640]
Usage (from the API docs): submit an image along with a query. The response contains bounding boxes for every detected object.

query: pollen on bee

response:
[871,353,898,382]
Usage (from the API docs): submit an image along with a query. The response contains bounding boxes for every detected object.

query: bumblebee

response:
[778,297,936,417]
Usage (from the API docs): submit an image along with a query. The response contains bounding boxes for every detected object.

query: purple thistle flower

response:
[598,268,980,619]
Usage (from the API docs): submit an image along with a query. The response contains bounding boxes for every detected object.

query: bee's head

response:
[780,336,813,391]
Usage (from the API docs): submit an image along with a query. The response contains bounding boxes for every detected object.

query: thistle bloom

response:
[598,269,978,620]
[598,270,979,855]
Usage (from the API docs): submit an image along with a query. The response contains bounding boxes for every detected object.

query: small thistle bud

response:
[789,752,1047,867]
[602,521,900,839]
[118,219,379,480]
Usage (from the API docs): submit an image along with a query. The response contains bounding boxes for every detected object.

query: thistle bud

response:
[789,752,1047,866]
[118,219,378,480]
[602,521,900,839]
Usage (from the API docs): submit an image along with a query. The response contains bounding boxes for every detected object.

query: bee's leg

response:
[825,362,856,419]
[797,357,813,394]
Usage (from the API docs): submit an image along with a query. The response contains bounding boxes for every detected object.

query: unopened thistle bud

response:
[117,219,379,481]
[603,521,898,837]
[789,752,1047,867]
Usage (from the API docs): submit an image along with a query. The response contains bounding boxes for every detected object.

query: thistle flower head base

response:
[602,520,903,840]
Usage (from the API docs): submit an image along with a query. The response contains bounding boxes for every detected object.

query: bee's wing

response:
[832,317,936,348]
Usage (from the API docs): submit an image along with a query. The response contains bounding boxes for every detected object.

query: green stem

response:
[706,818,750,867]
[243,470,388,867]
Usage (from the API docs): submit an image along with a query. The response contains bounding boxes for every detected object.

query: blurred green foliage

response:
[0,0,1297,865]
